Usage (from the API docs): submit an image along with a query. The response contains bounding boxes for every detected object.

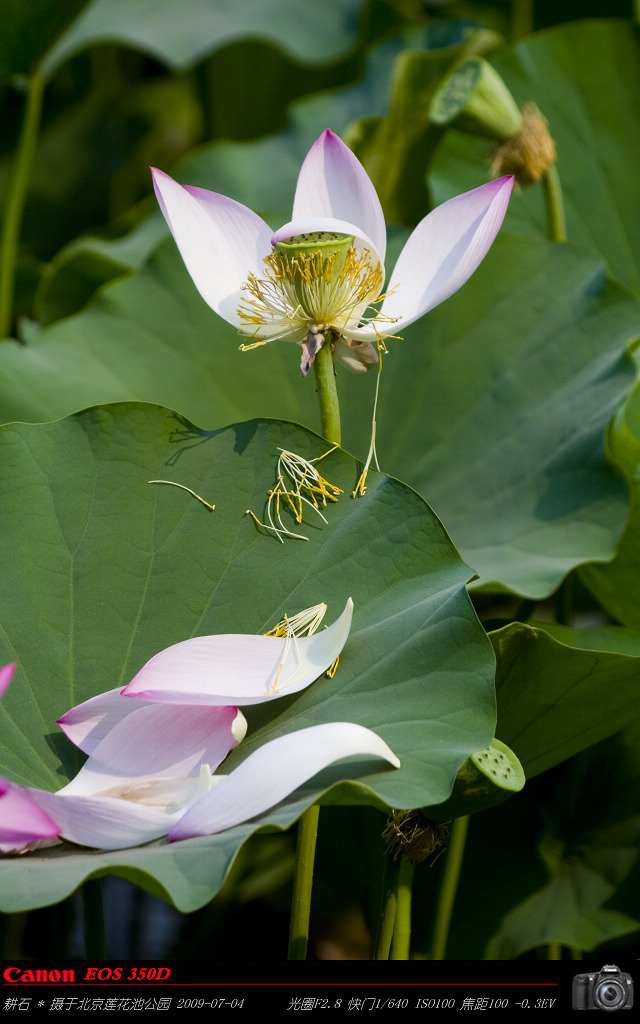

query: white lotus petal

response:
[152,168,273,326]
[378,176,513,334]
[292,130,387,263]
[0,663,15,699]
[123,598,353,706]
[169,722,400,839]
[0,779,60,853]
[61,704,242,795]
[333,337,379,374]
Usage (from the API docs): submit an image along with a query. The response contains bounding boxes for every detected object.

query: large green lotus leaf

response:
[485,724,640,958]
[430,20,640,295]
[0,231,636,599]
[341,237,637,599]
[491,622,640,779]
[41,0,368,80]
[580,358,640,631]
[0,405,496,912]
[0,0,89,77]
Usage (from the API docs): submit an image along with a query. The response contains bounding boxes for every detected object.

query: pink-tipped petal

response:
[123,599,353,706]
[0,663,16,699]
[61,704,242,795]
[152,168,273,327]
[169,722,400,840]
[292,131,387,262]
[0,779,59,853]
[272,216,383,269]
[57,687,143,755]
[379,176,513,334]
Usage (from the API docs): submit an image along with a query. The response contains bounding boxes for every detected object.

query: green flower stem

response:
[547,942,562,959]
[82,879,106,959]
[428,815,469,960]
[288,804,320,960]
[556,572,574,626]
[511,0,534,40]
[390,858,414,960]
[373,854,400,960]
[286,338,341,960]
[313,338,341,446]
[0,71,45,339]
[542,164,567,244]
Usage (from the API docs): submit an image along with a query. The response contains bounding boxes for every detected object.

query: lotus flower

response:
[152,130,512,376]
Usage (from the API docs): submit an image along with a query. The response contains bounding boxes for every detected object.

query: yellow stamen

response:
[247,446,342,543]
[148,479,215,511]
[237,246,385,344]
[352,342,384,498]
[326,656,339,678]
[263,602,328,695]
[239,339,268,352]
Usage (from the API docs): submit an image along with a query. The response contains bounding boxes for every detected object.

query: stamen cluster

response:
[238,246,384,344]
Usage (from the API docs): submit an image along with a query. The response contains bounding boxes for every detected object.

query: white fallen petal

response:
[123,598,353,706]
[30,786,191,850]
[169,722,400,839]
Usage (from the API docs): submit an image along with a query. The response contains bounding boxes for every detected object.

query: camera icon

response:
[572,965,634,1011]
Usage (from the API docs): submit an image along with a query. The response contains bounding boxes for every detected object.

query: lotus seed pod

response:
[428,738,525,822]
[430,56,523,142]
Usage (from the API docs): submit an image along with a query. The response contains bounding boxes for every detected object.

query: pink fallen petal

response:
[0,663,16,699]
[0,779,59,853]
[61,703,244,793]
[30,785,191,850]
[57,686,142,755]
[123,599,353,706]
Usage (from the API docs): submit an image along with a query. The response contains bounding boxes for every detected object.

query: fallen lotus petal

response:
[122,598,353,706]
[169,722,401,840]
[0,778,60,853]
[29,703,245,849]
[0,662,16,699]
[153,131,512,375]
[0,663,61,852]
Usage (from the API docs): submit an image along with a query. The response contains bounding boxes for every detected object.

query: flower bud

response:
[430,56,523,142]
[430,57,556,186]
